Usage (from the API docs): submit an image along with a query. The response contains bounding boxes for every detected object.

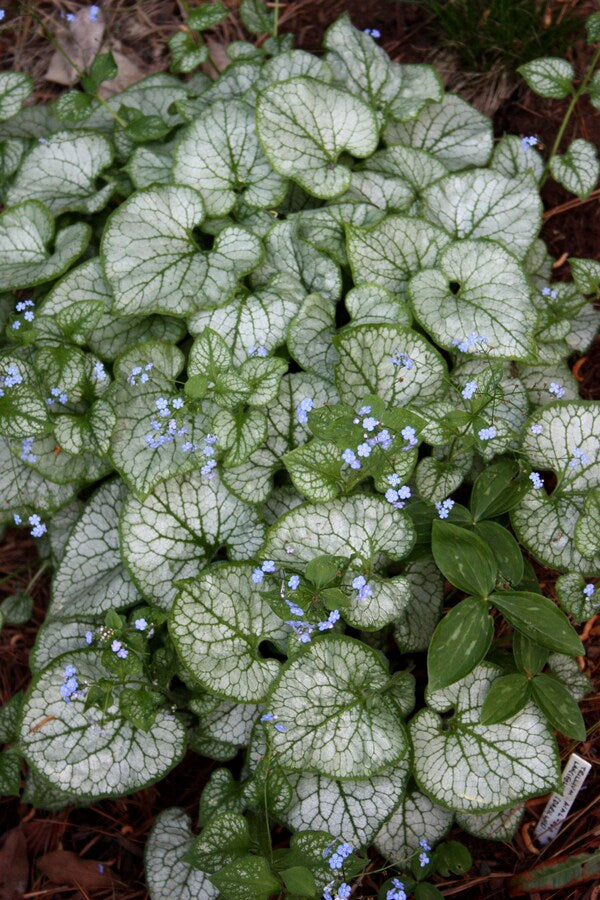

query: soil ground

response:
[0,1,599,897]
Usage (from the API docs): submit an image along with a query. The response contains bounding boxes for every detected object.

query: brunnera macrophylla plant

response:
[0,3,599,898]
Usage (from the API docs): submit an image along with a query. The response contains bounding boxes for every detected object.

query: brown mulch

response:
[1,1,600,897]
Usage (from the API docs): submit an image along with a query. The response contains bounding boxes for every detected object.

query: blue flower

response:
[11,321,21,330]
[286,599,304,617]
[386,878,407,900]
[342,448,361,469]
[462,381,478,400]
[337,885,352,900]
[419,838,431,851]
[357,405,371,416]
[13,514,22,525]
[549,382,565,399]
[363,27,381,38]
[401,425,417,447]
[274,722,287,732]
[85,631,93,645]
[435,498,455,519]
[172,397,184,409]
[116,647,128,659]
[530,423,542,435]
[583,583,595,597]
[89,4,100,21]
[529,471,544,490]
[542,286,558,299]
[478,426,497,441]
[329,853,344,870]
[261,711,287,732]
[252,567,264,584]
[0,10,5,20]
[201,460,217,478]
[419,851,430,867]
[391,351,414,370]
[288,574,300,590]
[362,416,378,432]
[262,560,276,573]
[318,609,340,631]
[20,437,36,464]
[297,397,314,424]
[92,361,107,381]
[452,333,488,353]
[376,428,393,450]
[28,514,46,538]
[387,473,401,486]
[337,843,352,859]
[569,447,589,468]
[521,135,538,151]
[260,712,274,722]
[248,344,268,357]
[134,618,148,630]
[64,664,77,678]
[356,442,372,458]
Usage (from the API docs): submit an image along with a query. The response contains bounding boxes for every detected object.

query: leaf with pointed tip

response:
[347,214,451,296]
[324,15,443,122]
[334,324,447,408]
[385,94,493,171]
[240,357,288,406]
[491,135,544,182]
[121,472,265,610]
[492,590,584,656]
[174,99,286,216]
[0,72,33,121]
[288,293,338,381]
[456,805,524,842]
[409,239,537,360]
[126,140,176,191]
[410,663,561,812]
[240,0,274,34]
[0,200,90,290]
[374,788,453,863]
[199,768,242,826]
[366,145,449,204]
[428,596,494,692]
[7,131,114,215]
[49,480,139,620]
[480,673,531,725]
[145,808,218,900]
[532,673,587,741]
[548,652,593,702]
[171,564,286,702]
[549,139,599,199]
[257,76,379,199]
[251,220,342,302]
[344,284,412,327]
[0,437,78,526]
[186,811,250,873]
[423,171,542,258]
[518,57,574,99]
[21,651,186,801]
[102,185,262,315]
[256,49,332,91]
[187,276,303,362]
[267,636,410,779]
[283,758,411,848]
[169,31,209,73]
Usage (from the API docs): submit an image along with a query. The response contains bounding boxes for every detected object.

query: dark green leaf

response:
[432,520,497,597]
[414,885,444,900]
[0,592,33,625]
[470,459,528,520]
[185,373,209,400]
[118,687,159,732]
[480,673,531,725]
[513,632,548,676]
[210,855,281,900]
[427,596,494,691]
[0,747,21,796]
[280,866,316,897]
[82,51,118,95]
[474,521,524,586]
[55,91,93,123]
[435,840,473,876]
[491,591,584,656]
[532,674,587,741]
[305,554,339,588]
[586,13,600,43]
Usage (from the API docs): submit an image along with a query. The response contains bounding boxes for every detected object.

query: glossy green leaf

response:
[532,673,587,741]
[428,596,494,692]
[432,520,497,596]
[491,591,584,656]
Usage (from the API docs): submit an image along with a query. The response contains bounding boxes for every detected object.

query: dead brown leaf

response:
[44,8,105,86]
[36,850,109,891]
[0,828,28,899]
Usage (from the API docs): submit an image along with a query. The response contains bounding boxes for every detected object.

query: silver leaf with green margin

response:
[251,220,342,302]
[102,185,261,316]
[374,788,453,864]
[344,284,411,327]
[21,651,186,801]
[324,15,442,122]
[145,808,218,900]
[120,471,265,609]
[30,617,99,672]
[517,57,574,99]
[49,480,139,620]
[456,805,524,842]
[549,139,600,199]
[512,491,599,574]
[222,373,338,503]
[0,199,90,290]
[47,499,83,566]
[341,573,412,631]
[187,275,304,361]
[297,202,384,267]
[569,256,600,294]
[556,572,599,623]
[86,73,187,132]
[171,563,287,702]
[548,653,593,702]
[174,99,287,216]
[191,695,260,746]
[347,214,451,296]
[267,635,410,779]
[422,170,542,258]
[516,363,579,406]
[394,560,444,653]
[0,72,33,121]
[415,451,473,503]
[262,494,416,572]
[344,169,414,211]
[384,94,493,171]
[575,489,600,558]
[9,430,109,488]
[334,324,447,408]
[284,440,342,502]
[262,485,304,525]
[256,49,332,92]
[282,757,411,848]
[0,356,50,439]
[214,409,268,468]
[410,663,561,812]
[408,239,537,360]
[364,144,448,209]
[0,437,77,525]
[257,76,379,199]
[491,135,544,182]
[126,142,174,190]
[7,131,114,215]
[288,292,338,381]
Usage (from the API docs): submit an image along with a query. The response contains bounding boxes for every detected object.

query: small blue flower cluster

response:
[297,396,314,424]
[452,333,488,353]
[352,574,372,601]
[128,362,153,385]
[260,711,287,732]
[111,639,128,659]
[385,474,411,509]
[363,27,380,38]
[478,426,497,441]
[419,838,432,866]
[60,664,83,702]
[386,878,407,900]
[583,583,595,598]
[569,447,589,468]
[0,10,5,21]
[462,380,478,400]
[252,559,276,583]
[530,423,542,435]
[342,405,400,470]
[323,882,352,900]
[549,382,565,399]
[13,513,46,537]
[391,350,414,370]
[85,617,150,648]
[60,9,76,21]
[20,437,36,464]
[247,344,267,357]
[46,386,68,406]
[529,471,544,489]
[1,364,23,393]
[521,135,539,151]
[12,299,35,330]
[542,286,558,300]
[92,361,107,382]
[89,4,100,21]
[324,841,353,871]
[435,498,455,519]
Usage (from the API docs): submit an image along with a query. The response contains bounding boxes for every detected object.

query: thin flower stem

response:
[25,561,49,595]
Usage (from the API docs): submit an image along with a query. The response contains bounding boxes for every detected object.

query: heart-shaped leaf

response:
[549,139,600,199]
[145,808,218,900]
[374,788,453,862]
[0,72,33,121]
[517,57,574,99]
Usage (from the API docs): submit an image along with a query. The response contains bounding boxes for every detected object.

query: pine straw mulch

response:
[1,1,599,897]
